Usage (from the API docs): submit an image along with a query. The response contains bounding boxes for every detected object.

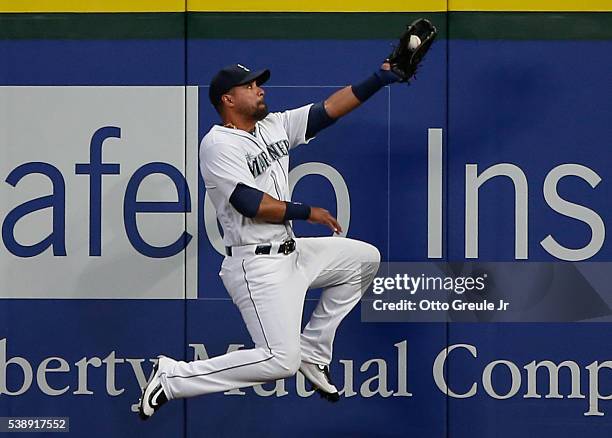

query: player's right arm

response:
[202,140,341,234]
[231,184,342,234]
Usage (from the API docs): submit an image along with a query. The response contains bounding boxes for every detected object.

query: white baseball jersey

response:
[200,104,314,247]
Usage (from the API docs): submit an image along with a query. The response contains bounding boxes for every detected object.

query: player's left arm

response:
[307,19,438,138]
[305,63,398,139]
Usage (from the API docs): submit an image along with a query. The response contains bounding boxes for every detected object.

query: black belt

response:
[225,239,296,257]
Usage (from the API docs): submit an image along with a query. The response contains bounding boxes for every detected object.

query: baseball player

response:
[138,20,437,419]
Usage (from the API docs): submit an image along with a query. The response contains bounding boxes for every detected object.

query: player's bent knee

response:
[358,243,381,285]
[267,346,301,379]
[269,355,300,379]
[348,240,380,263]
[285,359,301,377]
[368,244,382,265]
[358,242,381,266]
[281,351,302,376]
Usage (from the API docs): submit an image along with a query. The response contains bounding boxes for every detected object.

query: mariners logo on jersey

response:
[246,139,290,178]
[200,104,313,246]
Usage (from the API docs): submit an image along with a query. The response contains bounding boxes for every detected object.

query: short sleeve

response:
[200,142,257,201]
[277,103,314,149]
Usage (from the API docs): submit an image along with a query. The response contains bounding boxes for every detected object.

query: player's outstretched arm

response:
[307,19,438,137]
[305,63,399,139]
[324,62,397,119]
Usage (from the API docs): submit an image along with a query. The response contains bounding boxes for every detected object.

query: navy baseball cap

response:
[209,64,271,107]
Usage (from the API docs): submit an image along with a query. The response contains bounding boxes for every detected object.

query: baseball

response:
[409,35,421,49]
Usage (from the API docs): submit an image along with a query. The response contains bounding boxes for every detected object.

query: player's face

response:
[229,80,269,121]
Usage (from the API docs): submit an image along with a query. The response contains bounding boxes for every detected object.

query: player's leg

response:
[157,253,308,400]
[297,237,381,366]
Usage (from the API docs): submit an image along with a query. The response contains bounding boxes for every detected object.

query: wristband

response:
[376,68,401,85]
[351,70,400,102]
[283,202,311,221]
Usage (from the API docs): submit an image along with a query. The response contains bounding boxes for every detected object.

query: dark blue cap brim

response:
[237,69,270,87]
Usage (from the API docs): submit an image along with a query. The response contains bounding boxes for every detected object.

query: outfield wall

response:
[1,3,612,437]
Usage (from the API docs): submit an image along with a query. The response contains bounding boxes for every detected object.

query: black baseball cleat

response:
[299,361,340,403]
[138,356,169,420]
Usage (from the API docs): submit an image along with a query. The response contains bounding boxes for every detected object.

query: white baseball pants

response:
[158,236,380,399]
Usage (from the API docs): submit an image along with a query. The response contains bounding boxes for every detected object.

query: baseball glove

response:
[387,18,438,82]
